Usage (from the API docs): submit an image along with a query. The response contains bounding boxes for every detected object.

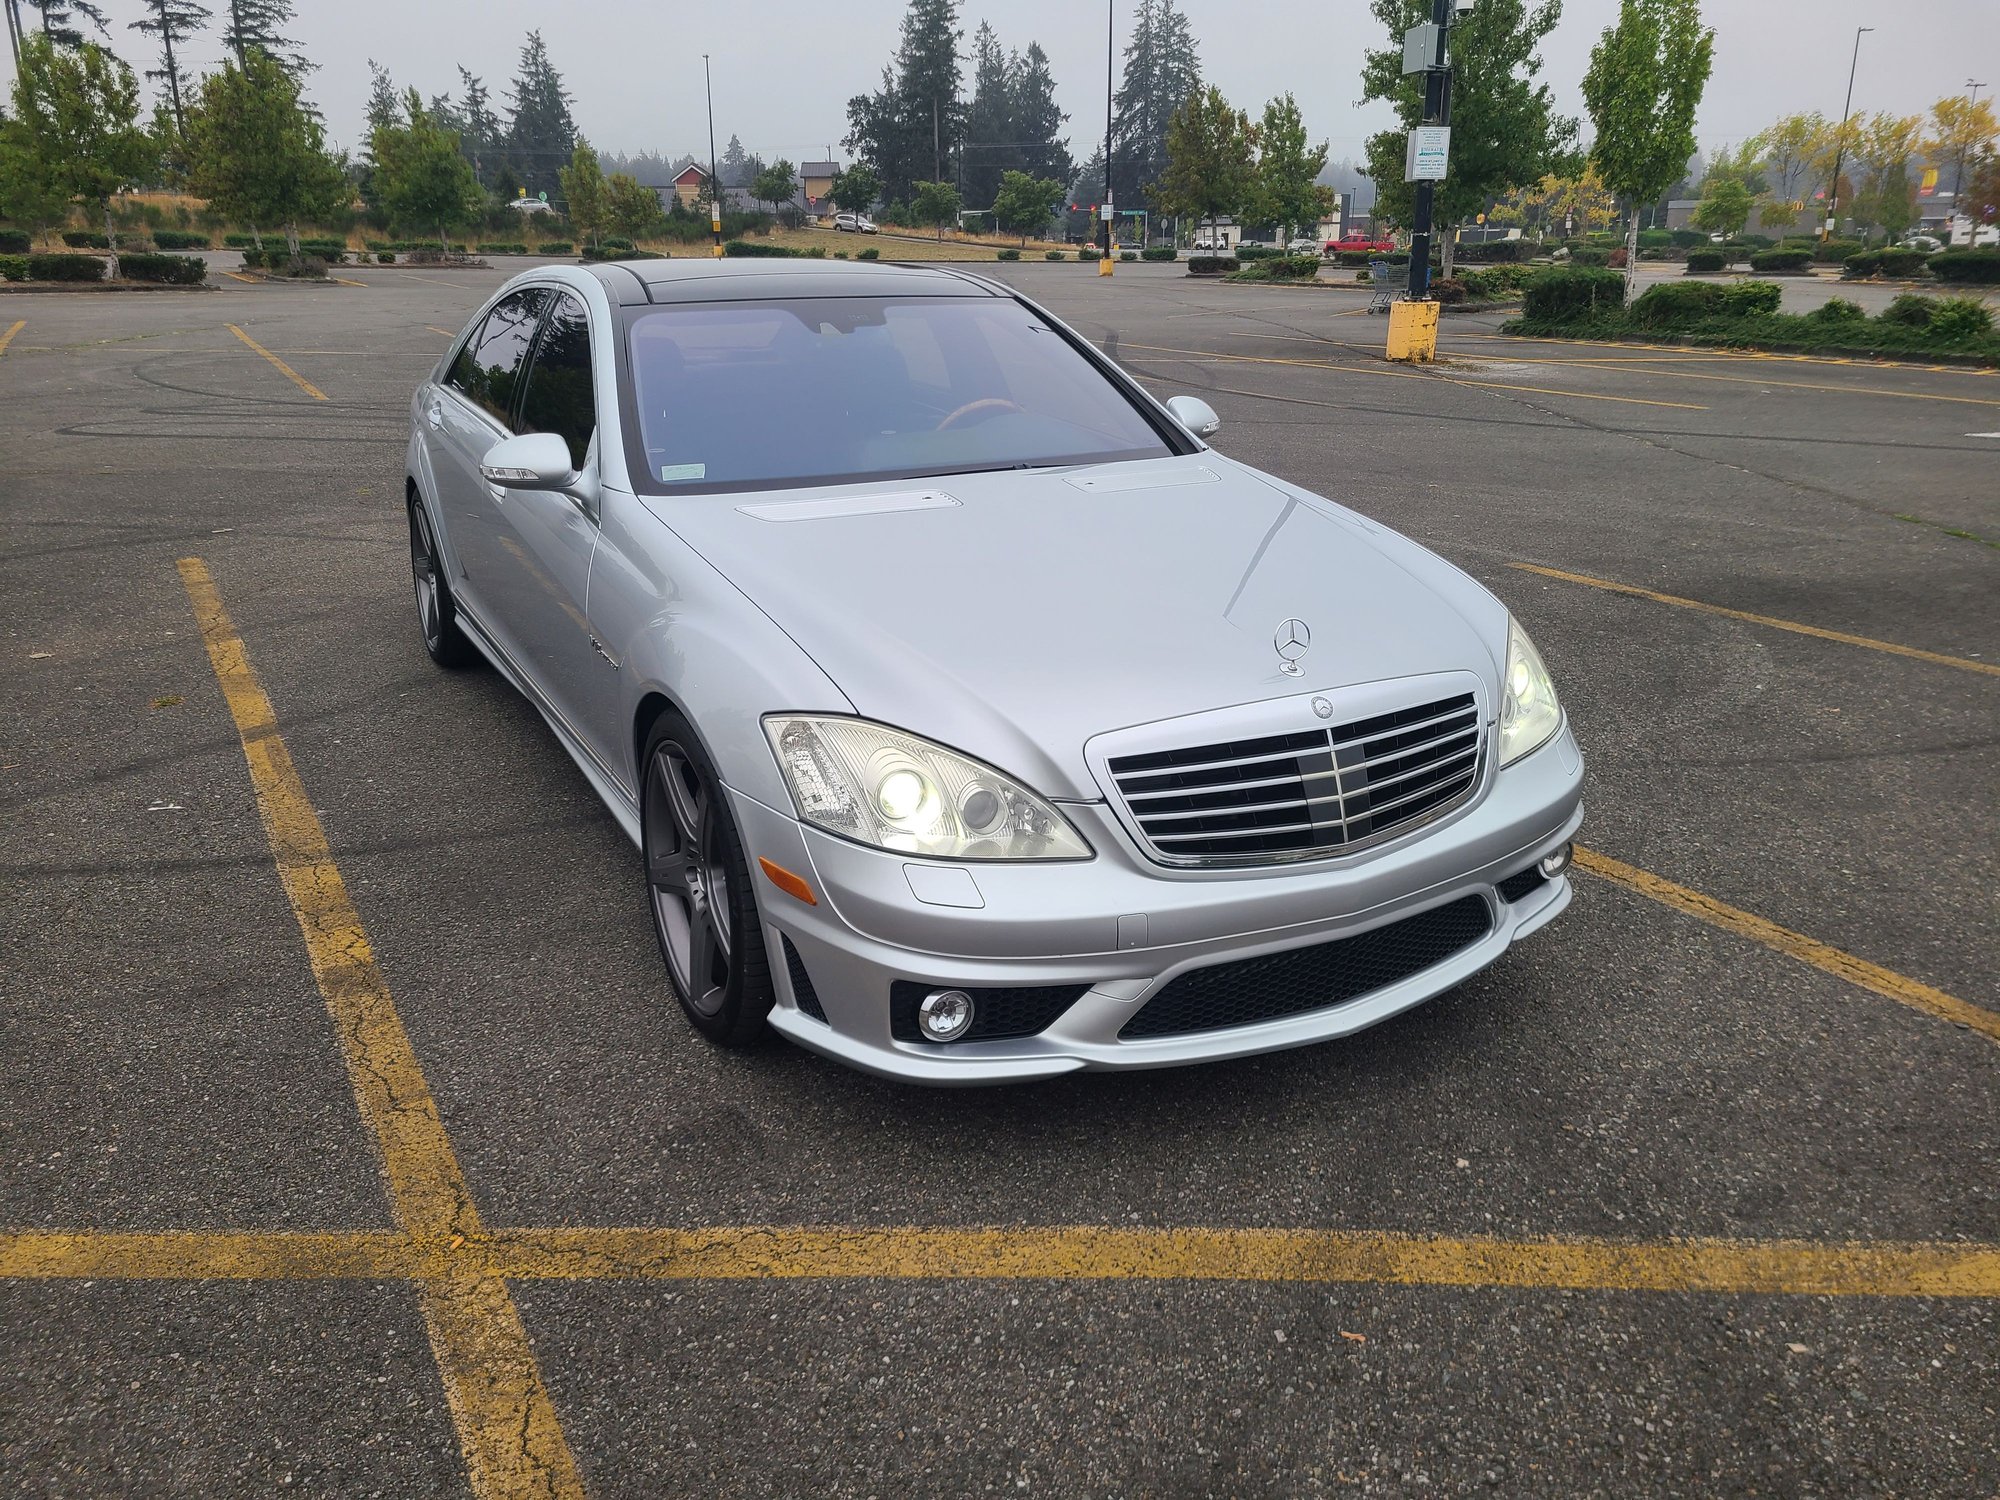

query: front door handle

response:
[426,400,443,428]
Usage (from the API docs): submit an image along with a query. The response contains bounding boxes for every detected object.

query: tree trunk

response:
[1441,230,1456,279]
[250,225,263,251]
[1623,209,1640,304]
[286,220,300,258]
[101,201,122,280]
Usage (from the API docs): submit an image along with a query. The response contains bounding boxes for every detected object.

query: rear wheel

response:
[408,497,475,668]
[642,711,773,1047]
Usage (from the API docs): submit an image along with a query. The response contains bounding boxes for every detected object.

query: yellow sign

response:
[1919,167,1939,198]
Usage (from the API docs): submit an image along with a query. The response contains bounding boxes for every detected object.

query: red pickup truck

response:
[1326,231,1398,255]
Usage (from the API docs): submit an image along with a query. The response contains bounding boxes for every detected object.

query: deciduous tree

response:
[604,171,662,241]
[1926,94,1998,203]
[557,140,606,247]
[1361,0,1575,275]
[1582,0,1714,299]
[751,158,797,217]
[0,34,154,273]
[1156,85,1256,235]
[1250,93,1332,240]
[373,90,483,250]
[1850,111,1923,243]
[1754,111,1833,227]
[910,177,961,240]
[991,168,1062,243]
[1691,174,1750,238]
[828,162,879,214]
[186,46,345,258]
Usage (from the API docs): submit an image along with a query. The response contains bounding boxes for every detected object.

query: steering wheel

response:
[936,397,1025,433]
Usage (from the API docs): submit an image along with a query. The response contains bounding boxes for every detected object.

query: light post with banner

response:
[1388,0,1468,362]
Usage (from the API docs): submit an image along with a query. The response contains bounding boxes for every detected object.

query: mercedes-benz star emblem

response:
[1274,618,1310,677]
[1312,696,1334,719]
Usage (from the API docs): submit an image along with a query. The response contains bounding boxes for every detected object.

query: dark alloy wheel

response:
[642,711,773,1046]
[408,498,475,668]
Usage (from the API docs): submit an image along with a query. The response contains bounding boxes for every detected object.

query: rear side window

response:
[516,292,595,470]
[445,288,550,426]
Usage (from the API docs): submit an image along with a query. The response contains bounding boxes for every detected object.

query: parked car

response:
[1899,233,1944,252]
[833,212,878,234]
[405,259,1583,1083]
[1287,237,1323,256]
[1328,231,1397,255]
[1190,234,1226,252]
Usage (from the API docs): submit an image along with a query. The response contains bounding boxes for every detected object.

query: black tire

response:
[641,710,773,1047]
[408,496,476,669]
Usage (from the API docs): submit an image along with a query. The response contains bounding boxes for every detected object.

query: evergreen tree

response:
[1009,43,1071,188]
[503,30,576,201]
[1112,0,1201,213]
[220,0,307,75]
[719,133,750,188]
[363,59,399,145]
[963,22,1013,209]
[456,67,500,186]
[24,0,109,49]
[843,0,963,208]
[129,0,210,137]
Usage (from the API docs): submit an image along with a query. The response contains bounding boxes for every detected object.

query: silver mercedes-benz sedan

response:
[405,259,1583,1083]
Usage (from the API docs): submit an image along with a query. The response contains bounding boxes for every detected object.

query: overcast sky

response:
[6,0,1995,167]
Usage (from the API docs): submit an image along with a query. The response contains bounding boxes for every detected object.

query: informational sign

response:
[1405,126,1451,183]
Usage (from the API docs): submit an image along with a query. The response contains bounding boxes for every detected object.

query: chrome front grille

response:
[1106,693,1483,866]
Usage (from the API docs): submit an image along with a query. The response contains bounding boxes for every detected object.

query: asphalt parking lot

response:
[3,258,1997,1497]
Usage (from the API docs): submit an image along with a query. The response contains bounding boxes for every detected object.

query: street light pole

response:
[1101,0,1114,274]
[703,54,722,258]
[1823,26,1872,240]
[1405,0,1452,300]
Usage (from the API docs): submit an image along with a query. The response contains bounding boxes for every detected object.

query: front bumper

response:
[733,723,1584,1085]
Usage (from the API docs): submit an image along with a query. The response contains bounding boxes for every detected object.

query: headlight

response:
[764,716,1092,861]
[1499,618,1562,767]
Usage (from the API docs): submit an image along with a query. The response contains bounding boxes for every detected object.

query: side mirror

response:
[1166,394,1221,440]
[480,431,577,491]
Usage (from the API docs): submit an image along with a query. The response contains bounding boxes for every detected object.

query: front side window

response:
[516,292,595,470]
[445,288,549,426]
[624,295,1179,493]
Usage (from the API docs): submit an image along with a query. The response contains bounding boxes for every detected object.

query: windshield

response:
[623,295,1179,493]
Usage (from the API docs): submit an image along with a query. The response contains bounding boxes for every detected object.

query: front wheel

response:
[408,497,475,668]
[642,711,773,1047]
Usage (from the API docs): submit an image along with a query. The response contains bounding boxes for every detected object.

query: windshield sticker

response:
[659,463,706,482]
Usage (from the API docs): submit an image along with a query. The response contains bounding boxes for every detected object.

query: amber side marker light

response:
[758,857,818,906]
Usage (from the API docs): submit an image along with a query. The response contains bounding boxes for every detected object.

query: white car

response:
[833,213,879,234]
[1287,237,1324,256]
[1190,235,1221,252]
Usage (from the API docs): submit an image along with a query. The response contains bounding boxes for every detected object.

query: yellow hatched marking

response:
[0,319,24,356]
[175,558,583,1500]
[1510,562,2000,678]
[1575,848,2000,1044]
[4,1226,1998,1299]
[225,323,328,401]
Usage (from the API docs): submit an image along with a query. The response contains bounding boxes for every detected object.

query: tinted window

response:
[517,293,595,469]
[445,288,549,425]
[624,296,1176,493]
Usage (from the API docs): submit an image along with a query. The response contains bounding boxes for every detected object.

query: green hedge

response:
[1513,284,1997,360]
[1141,246,1176,261]
[61,229,110,248]
[0,253,27,281]
[1632,280,1783,328]
[1813,238,1863,264]
[1456,264,1536,300]
[1669,229,1709,248]
[1684,248,1727,274]
[0,228,30,253]
[721,240,797,257]
[152,230,210,250]
[1120,249,1137,262]
[224,233,256,248]
[996,248,1021,261]
[536,241,573,255]
[1929,249,2000,284]
[1567,246,1612,267]
[27,252,106,281]
[600,236,636,251]
[581,245,666,260]
[1185,256,1239,275]
[1077,249,1097,261]
[476,242,529,255]
[858,247,879,260]
[1522,266,1625,322]
[1748,248,1813,274]
[1456,238,1531,263]
[1235,243,1280,260]
[118,252,206,284]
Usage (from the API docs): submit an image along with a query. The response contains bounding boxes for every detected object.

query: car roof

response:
[581,257,1003,306]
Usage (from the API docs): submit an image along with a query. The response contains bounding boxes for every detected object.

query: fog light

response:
[1539,842,1574,879]
[917,989,975,1042]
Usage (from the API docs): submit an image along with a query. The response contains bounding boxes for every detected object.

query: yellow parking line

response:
[225,323,328,401]
[0,319,23,356]
[1458,352,2000,407]
[1510,562,2000,677]
[426,324,456,337]
[1575,847,2000,1044]
[5,1225,1997,1299]
[1121,341,1710,411]
[222,270,260,284]
[175,558,583,1500]
[329,275,367,287]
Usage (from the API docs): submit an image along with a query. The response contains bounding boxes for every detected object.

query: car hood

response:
[646,455,1505,800]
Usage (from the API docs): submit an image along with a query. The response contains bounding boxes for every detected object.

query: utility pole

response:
[703,54,722,258]
[1100,0,1114,274]
[1405,0,1453,300]
[1823,26,1872,240]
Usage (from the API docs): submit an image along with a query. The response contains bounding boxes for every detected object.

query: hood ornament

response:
[1274,617,1310,677]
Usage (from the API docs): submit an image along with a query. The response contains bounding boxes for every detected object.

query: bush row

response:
[1185,256,1240,275]
[0,228,30,253]
[1141,246,1177,261]
[0,253,27,280]
[118,252,207,284]
[475,242,529,255]
[537,241,573,255]
[6,252,106,281]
